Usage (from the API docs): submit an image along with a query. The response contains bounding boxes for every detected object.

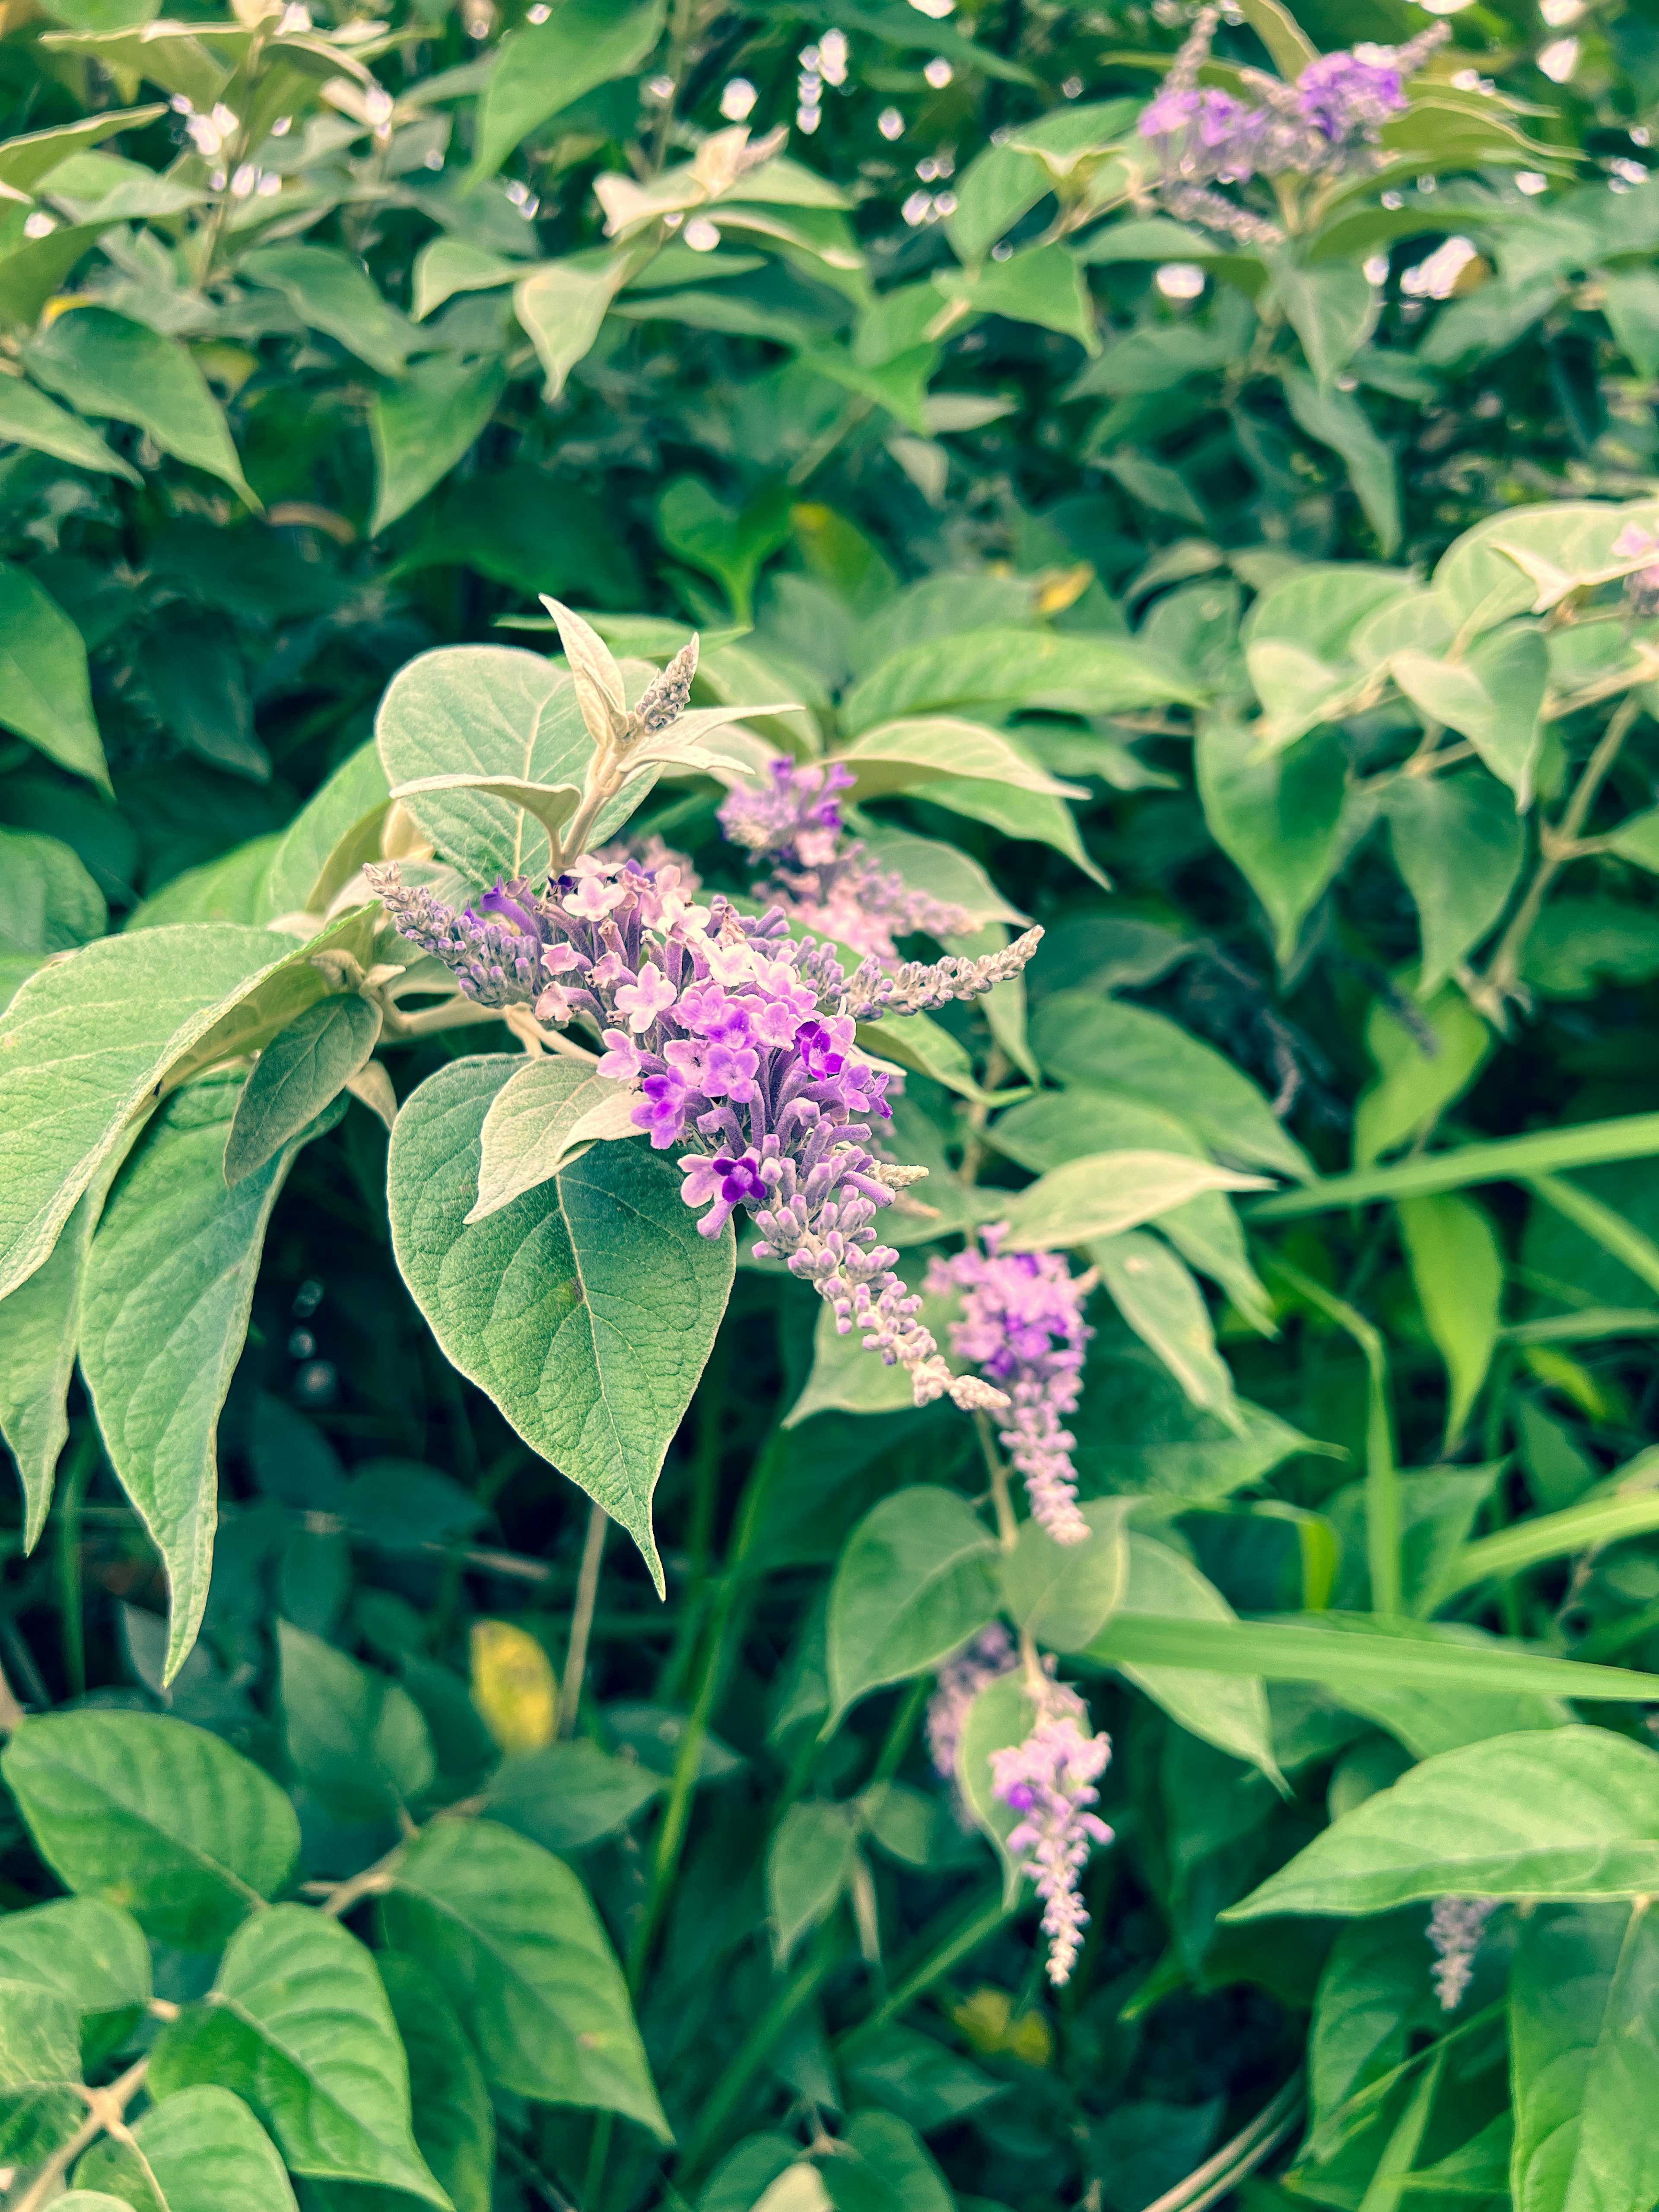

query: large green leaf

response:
[277,1619,435,1823]
[0,1710,299,1950]
[242,244,415,379]
[371,354,509,535]
[387,1056,732,1589]
[1030,993,1313,1181]
[1225,1728,1659,1920]
[1509,1903,1659,2212]
[25,305,254,503]
[378,1816,670,2141]
[0,371,140,482]
[260,740,393,920]
[149,1906,446,2203]
[1195,716,1349,960]
[839,632,1197,734]
[0,563,110,790]
[1109,1533,1280,1781]
[472,0,664,182]
[0,825,106,954]
[222,995,381,1186]
[0,922,323,1304]
[996,1150,1268,1252]
[79,1075,339,1679]
[1383,769,1526,994]
[76,2086,297,2212]
[826,1486,999,1724]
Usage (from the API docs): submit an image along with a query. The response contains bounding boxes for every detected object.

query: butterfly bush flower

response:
[373,852,1037,1411]
[1427,1895,1497,2011]
[1136,6,1447,244]
[927,1230,1095,1544]
[991,1685,1113,1986]
[719,756,974,964]
[926,1623,1017,1782]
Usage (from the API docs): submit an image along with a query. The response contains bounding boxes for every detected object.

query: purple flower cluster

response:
[1427,1896,1497,2011]
[991,1688,1113,1987]
[1136,6,1446,244]
[925,1623,1017,1783]
[926,1230,1095,1544]
[718,756,973,964]
[1615,522,1659,618]
[373,852,1036,1410]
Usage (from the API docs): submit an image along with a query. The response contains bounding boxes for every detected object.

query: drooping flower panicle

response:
[927,1230,1095,1543]
[991,1686,1114,1987]
[1136,8,1449,244]
[718,756,974,963]
[373,852,1039,1412]
[926,1623,1017,1782]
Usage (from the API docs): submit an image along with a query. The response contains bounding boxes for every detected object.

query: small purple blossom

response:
[1616,524,1659,617]
[1297,48,1405,141]
[719,756,974,964]
[991,1692,1114,1988]
[1427,1896,1497,2011]
[927,1231,1095,1544]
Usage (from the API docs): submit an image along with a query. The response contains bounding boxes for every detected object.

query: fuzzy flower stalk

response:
[991,1683,1113,1987]
[719,756,974,963]
[927,1230,1096,1543]
[1136,7,1449,244]
[1427,1896,1497,2011]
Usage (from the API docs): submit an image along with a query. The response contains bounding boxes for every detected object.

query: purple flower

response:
[926,1624,1017,1784]
[926,1232,1094,1544]
[479,881,547,940]
[681,1148,768,1236]
[614,960,677,1033]
[990,1693,1114,1987]
[1297,49,1405,141]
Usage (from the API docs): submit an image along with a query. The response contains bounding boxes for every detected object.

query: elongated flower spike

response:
[991,1684,1114,1986]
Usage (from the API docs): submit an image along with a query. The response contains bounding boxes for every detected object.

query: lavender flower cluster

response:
[1615,522,1659,619]
[718,756,974,963]
[927,1230,1096,1544]
[1138,6,1448,244]
[925,1622,1017,1784]
[991,1686,1114,1987]
[372,852,1036,1411]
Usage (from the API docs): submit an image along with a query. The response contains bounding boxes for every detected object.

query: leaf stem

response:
[316,1838,408,1918]
[559,1501,608,1738]
[975,1412,1018,1551]
[11,2055,149,2212]
[57,1427,98,1702]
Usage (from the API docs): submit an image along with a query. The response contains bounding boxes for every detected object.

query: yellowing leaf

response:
[470,1620,557,1755]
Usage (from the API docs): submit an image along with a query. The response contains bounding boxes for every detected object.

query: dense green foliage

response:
[10,2,1659,2210]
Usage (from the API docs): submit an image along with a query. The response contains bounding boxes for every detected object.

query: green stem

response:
[57,1428,97,1701]
[1266,1258,1400,1616]
[833,1887,1013,2061]
[558,1502,607,1738]
[583,2110,613,2209]
[673,1916,844,2186]
[869,1675,929,1787]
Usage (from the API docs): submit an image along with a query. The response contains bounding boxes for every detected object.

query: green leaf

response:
[0,1894,151,2022]
[483,1738,664,1853]
[374,643,591,884]
[354,1955,495,2212]
[1432,1485,1659,1607]
[25,307,254,505]
[1224,1727,1659,1920]
[223,995,381,1186]
[658,476,794,624]
[767,1800,861,1965]
[903,771,1112,891]
[1090,1231,1242,1426]
[370,353,508,536]
[379,1815,670,2141]
[467,1056,642,1223]
[1250,1111,1659,1219]
[0,562,110,790]
[1274,262,1376,389]
[1398,1194,1503,1446]
[79,1076,338,1679]
[1282,371,1401,555]
[277,1620,435,1822]
[1383,770,1526,994]
[1353,988,1491,1170]
[242,244,415,379]
[956,1672,1044,1902]
[76,2086,297,2212]
[0,826,106,955]
[148,1906,446,2204]
[0,371,140,481]
[1110,1532,1280,1780]
[1510,1903,1659,2212]
[944,140,1049,265]
[0,1709,299,1950]
[933,243,1098,352]
[0,106,167,193]
[1031,992,1313,1182]
[998,1150,1269,1253]
[1433,498,1659,636]
[1195,716,1349,960]
[472,0,664,183]
[826,1486,998,1725]
[822,2111,955,2212]
[840,632,1197,734]
[387,1056,732,1591]
[1000,1497,1129,1652]
[411,238,521,321]
[261,740,393,921]
[1393,624,1549,804]
[515,257,632,401]
[0,920,308,1303]
[0,1131,134,1548]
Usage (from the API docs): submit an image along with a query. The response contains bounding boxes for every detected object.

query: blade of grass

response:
[1248,1113,1659,1220]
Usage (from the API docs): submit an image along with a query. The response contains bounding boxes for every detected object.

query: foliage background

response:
[9,0,1659,2209]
